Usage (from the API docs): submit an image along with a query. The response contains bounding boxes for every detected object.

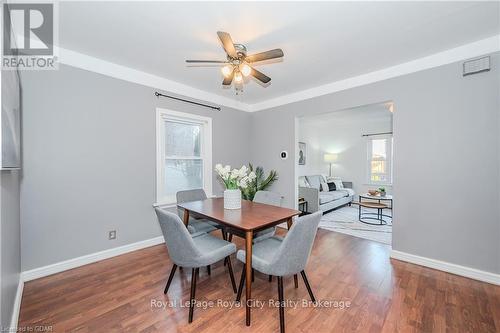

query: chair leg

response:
[277,276,285,333]
[269,275,273,282]
[300,270,316,303]
[294,274,298,288]
[188,268,199,323]
[226,256,237,293]
[228,234,233,242]
[222,229,228,266]
[164,264,178,294]
[236,265,246,302]
[207,265,211,276]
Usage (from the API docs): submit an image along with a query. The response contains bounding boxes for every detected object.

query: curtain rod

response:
[362,131,393,137]
[155,92,221,111]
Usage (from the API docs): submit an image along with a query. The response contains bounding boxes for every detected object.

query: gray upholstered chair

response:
[235,211,322,333]
[227,190,282,243]
[155,208,237,323]
[253,190,282,241]
[176,189,220,235]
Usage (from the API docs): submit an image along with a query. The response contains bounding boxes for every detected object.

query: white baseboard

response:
[22,236,165,282]
[391,250,500,286]
[9,277,24,331]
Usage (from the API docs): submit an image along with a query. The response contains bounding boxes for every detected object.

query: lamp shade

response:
[324,153,338,163]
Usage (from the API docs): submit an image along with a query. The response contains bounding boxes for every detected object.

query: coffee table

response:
[358,193,393,223]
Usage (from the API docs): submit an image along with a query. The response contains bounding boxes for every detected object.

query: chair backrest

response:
[253,190,282,207]
[155,208,201,266]
[270,211,322,275]
[176,189,207,218]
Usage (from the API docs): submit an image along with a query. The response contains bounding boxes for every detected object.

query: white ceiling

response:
[59,1,500,106]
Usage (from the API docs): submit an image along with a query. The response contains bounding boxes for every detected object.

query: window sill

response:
[364,183,393,187]
[152,193,216,208]
[152,202,176,208]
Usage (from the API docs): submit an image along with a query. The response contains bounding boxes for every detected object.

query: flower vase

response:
[224,189,241,209]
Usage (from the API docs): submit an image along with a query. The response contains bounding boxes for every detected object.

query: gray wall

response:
[19,53,500,276]
[19,65,251,270]
[251,53,500,274]
[1,69,22,328]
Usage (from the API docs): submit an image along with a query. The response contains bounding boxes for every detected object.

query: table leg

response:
[182,209,190,228]
[245,231,253,326]
[286,217,293,230]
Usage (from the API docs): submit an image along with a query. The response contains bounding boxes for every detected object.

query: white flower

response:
[248,171,256,181]
[239,176,249,188]
[239,165,248,177]
[231,168,240,179]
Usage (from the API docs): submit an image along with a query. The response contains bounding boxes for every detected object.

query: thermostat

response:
[280,151,288,160]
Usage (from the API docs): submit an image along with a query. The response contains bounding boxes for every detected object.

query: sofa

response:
[299,175,355,213]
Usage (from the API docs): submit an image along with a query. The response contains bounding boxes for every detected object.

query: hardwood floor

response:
[19,229,500,332]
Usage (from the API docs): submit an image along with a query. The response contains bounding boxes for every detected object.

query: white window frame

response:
[155,108,212,206]
[366,134,393,186]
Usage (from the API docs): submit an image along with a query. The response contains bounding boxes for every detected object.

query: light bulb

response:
[221,65,232,78]
[240,63,251,77]
[234,71,243,83]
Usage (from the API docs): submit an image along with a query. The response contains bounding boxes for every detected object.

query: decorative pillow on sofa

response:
[320,183,329,192]
[330,177,344,189]
[327,182,336,191]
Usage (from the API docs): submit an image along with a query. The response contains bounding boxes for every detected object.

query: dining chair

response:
[227,190,282,243]
[235,211,322,333]
[155,208,238,323]
[252,190,282,242]
[176,189,221,236]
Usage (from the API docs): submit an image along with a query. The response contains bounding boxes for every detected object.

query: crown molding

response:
[56,35,499,113]
[57,47,252,112]
[249,34,500,112]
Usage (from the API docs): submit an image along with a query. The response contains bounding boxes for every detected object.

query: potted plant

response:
[240,164,278,201]
[378,187,386,196]
[215,164,256,209]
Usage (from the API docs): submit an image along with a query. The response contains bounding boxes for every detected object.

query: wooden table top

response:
[178,197,301,232]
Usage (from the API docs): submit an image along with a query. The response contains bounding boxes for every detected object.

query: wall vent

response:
[463,56,490,76]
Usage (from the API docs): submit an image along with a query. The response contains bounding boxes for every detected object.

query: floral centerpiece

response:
[215,164,256,209]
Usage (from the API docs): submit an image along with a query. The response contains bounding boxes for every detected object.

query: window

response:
[156,109,212,205]
[367,135,393,185]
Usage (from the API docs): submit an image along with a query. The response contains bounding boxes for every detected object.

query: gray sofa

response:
[299,175,354,213]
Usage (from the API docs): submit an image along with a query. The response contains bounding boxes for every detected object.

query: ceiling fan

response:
[186,31,284,87]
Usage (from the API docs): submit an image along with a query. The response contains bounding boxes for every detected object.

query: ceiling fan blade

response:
[246,49,284,63]
[217,31,238,58]
[250,67,271,84]
[186,60,229,63]
[222,70,234,86]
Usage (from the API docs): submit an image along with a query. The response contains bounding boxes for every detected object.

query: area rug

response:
[319,206,392,245]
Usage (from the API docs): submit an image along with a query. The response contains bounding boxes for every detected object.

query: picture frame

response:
[298,142,306,165]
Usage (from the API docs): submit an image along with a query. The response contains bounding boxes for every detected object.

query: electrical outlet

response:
[108,230,116,240]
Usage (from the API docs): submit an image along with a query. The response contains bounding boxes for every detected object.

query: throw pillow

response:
[331,177,344,189]
[320,183,329,192]
[327,182,336,191]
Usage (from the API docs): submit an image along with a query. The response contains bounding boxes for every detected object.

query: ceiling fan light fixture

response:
[234,71,243,83]
[221,65,233,78]
[240,63,251,77]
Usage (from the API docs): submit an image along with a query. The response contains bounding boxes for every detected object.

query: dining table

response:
[177,197,301,326]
